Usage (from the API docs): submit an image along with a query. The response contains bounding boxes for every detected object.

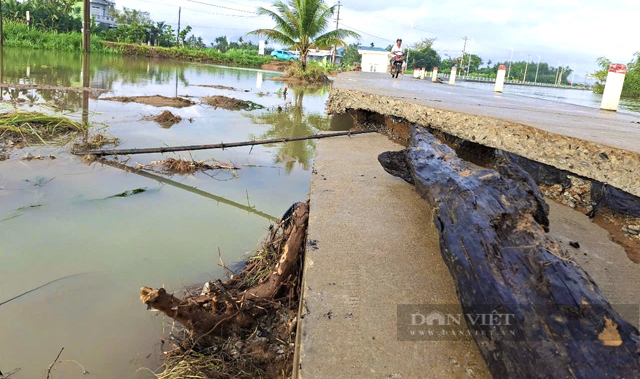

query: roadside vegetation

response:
[0,1,275,68]
[591,54,640,98]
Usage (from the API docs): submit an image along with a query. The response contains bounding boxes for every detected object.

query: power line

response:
[340,22,391,43]
[184,0,258,14]
[136,0,264,17]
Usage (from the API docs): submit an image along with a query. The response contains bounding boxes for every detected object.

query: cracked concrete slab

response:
[296,132,490,379]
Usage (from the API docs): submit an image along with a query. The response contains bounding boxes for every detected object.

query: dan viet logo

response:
[397,304,519,341]
[412,310,516,327]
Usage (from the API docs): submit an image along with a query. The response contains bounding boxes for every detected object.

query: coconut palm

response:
[248,0,359,70]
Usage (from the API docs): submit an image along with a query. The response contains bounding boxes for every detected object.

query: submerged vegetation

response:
[0,111,88,145]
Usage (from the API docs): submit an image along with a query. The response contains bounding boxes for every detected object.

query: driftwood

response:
[379,126,640,378]
[140,201,309,345]
[74,130,377,156]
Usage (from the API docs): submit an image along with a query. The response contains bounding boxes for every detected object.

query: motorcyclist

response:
[389,39,404,72]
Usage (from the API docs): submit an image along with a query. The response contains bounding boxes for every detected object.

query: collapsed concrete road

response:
[326,72,640,198]
[296,133,491,378]
[294,72,640,378]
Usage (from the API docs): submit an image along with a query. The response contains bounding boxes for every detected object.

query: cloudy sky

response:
[125,0,639,83]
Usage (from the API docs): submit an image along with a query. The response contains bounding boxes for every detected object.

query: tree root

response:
[140,201,309,377]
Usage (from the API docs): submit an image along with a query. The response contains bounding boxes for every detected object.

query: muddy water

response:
[456,80,640,115]
[0,48,342,378]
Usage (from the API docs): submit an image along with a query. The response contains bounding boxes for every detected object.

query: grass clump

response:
[0,111,88,145]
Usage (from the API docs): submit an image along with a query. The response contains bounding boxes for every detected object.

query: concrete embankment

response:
[326,72,640,198]
[295,133,490,378]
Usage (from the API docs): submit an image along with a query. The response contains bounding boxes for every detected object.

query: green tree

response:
[342,42,362,67]
[213,36,230,52]
[456,54,482,74]
[408,38,440,70]
[248,0,359,70]
[591,54,640,97]
[178,25,192,47]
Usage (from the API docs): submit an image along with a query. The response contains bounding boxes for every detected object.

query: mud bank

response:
[102,95,195,108]
[326,87,640,197]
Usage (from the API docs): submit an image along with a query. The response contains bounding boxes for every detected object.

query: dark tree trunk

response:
[378,126,640,379]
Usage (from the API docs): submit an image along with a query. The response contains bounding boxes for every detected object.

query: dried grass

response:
[142,157,239,176]
[73,133,120,151]
[0,111,88,145]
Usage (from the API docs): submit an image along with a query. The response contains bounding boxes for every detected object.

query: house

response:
[90,0,117,29]
[306,48,343,64]
[358,46,390,73]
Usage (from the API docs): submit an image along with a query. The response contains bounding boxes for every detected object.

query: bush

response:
[284,61,330,83]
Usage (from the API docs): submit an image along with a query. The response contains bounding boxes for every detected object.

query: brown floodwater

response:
[0,47,344,378]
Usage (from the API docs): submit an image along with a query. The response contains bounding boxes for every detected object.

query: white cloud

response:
[122,0,640,82]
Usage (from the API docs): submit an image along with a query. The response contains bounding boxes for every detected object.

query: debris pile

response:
[141,157,238,175]
[140,202,309,378]
[540,175,592,210]
[0,111,88,146]
[22,153,56,161]
[202,96,264,111]
[73,134,120,151]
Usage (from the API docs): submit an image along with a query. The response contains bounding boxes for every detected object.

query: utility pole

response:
[534,55,541,84]
[466,38,473,76]
[1,0,5,49]
[523,54,530,83]
[331,1,341,64]
[459,36,468,71]
[507,47,514,79]
[83,0,90,52]
[176,7,181,46]
[558,66,564,85]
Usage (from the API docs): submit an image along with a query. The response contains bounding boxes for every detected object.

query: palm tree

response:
[248,0,359,70]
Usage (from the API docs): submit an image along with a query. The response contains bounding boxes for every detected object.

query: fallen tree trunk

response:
[140,201,309,347]
[379,126,640,379]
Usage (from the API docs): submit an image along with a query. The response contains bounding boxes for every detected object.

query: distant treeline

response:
[342,38,573,84]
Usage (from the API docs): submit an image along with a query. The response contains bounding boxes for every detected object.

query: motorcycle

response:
[390,52,404,78]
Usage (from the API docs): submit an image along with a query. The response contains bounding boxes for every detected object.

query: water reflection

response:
[247,86,331,173]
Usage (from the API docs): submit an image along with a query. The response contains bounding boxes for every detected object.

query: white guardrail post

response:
[449,67,457,85]
[432,67,438,82]
[494,65,507,92]
[600,63,627,111]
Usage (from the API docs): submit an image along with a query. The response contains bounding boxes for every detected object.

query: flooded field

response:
[0,48,341,378]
